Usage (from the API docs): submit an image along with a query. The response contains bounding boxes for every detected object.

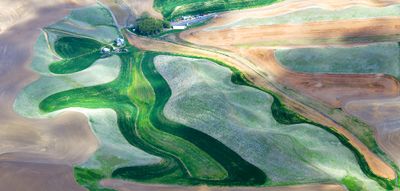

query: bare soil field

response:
[0,0,98,189]
[241,48,400,108]
[181,18,400,48]
[0,161,85,191]
[344,97,400,167]
[101,179,346,191]
[202,0,400,30]
[127,33,396,180]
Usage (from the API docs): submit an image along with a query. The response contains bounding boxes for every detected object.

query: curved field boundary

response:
[126,33,397,182]
[39,46,267,189]
[243,47,400,108]
[152,54,392,189]
[344,97,400,167]
[200,0,400,31]
[208,5,400,31]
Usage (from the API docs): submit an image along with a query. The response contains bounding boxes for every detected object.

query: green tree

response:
[135,15,170,36]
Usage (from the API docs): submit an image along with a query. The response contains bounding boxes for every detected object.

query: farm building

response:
[172,25,187,30]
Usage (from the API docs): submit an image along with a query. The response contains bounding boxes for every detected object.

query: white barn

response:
[172,25,187,30]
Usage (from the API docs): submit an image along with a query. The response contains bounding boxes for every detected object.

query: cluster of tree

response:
[135,14,171,36]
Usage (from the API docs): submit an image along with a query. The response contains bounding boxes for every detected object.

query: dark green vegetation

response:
[154,0,280,19]
[162,53,397,190]
[40,44,267,189]
[49,37,103,74]
[135,15,171,36]
[39,39,396,190]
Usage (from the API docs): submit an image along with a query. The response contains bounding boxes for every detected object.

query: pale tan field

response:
[0,0,98,190]
[0,161,86,191]
[101,179,346,191]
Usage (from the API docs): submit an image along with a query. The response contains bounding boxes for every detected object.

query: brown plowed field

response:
[181,18,400,48]
[240,48,400,108]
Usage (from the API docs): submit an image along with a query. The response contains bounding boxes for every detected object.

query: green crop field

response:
[154,0,280,19]
[275,42,400,78]
[13,3,399,191]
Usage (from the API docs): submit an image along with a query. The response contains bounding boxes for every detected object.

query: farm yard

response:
[2,0,400,191]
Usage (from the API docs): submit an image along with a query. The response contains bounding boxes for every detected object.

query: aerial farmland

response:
[1,0,400,191]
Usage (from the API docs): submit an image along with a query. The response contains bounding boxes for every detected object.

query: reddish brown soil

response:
[241,48,400,108]
[181,18,400,48]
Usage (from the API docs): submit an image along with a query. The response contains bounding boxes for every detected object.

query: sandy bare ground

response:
[240,48,400,108]
[181,18,400,48]
[101,179,346,191]
[0,161,86,191]
[202,0,400,30]
[0,0,99,190]
[344,97,400,167]
[127,33,396,180]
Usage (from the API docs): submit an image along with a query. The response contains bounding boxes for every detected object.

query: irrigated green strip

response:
[141,52,267,185]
